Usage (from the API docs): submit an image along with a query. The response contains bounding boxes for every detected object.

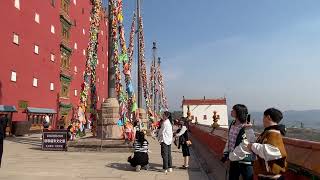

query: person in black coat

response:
[174,118,191,169]
[128,131,149,171]
[0,114,8,167]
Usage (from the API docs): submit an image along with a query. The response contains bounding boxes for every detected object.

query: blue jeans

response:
[229,161,253,180]
[258,176,284,180]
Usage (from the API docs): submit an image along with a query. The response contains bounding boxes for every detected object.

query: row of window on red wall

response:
[8,71,104,102]
[12,32,105,70]
[10,0,106,103]
[14,0,84,12]
[11,0,105,65]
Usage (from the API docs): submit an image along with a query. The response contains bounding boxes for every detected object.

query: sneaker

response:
[136,165,141,172]
[163,169,168,174]
[168,168,173,172]
[182,165,189,169]
[144,164,150,170]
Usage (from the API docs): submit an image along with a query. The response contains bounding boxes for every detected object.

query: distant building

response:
[0,0,108,130]
[182,97,228,127]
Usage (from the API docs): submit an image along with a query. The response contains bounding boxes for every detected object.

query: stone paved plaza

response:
[0,134,209,180]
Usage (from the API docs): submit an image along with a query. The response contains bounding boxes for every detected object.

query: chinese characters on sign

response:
[42,130,67,151]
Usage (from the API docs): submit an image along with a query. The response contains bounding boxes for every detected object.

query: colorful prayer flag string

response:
[78,0,103,136]
[138,16,152,121]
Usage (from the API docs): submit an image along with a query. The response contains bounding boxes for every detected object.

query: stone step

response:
[67,136,133,152]
[67,146,132,153]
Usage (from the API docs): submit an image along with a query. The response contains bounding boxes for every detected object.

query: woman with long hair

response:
[221,104,254,180]
[175,117,191,169]
[128,131,149,171]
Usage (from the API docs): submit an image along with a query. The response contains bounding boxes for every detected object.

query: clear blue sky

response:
[117,0,320,111]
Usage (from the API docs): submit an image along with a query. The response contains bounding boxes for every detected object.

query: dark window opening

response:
[51,0,55,7]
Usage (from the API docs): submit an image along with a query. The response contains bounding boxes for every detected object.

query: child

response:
[128,131,149,172]
[124,122,134,143]
[248,108,287,180]
[70,122,76,140]
[151,119,162,140]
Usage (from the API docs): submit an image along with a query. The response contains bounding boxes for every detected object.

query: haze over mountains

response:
[246,110,320,129]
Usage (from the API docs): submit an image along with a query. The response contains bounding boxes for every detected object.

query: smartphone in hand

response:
[247,114,251,124]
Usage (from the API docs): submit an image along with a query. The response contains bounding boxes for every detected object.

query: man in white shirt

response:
[157,111,173,174]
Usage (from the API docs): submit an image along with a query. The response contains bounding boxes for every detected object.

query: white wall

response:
[183,104,229,128]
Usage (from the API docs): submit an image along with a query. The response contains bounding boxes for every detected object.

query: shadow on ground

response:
[5,136,42,147]
[29,147,44,150]
[106,162,165,172]
[172,150,181,153]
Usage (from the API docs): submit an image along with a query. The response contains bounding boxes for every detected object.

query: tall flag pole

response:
[137,0,143,108]
[138,15,151,121]
[157,57,168,112]
[78,0,103,137]
[127,13,137,114]
[117,0,137,123]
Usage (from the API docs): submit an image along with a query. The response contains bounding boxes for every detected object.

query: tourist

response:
[247,108,287,180]
[43,114,50,129]
[86,114,91,129]
[128,131,149,171]
[151,119,162,140]
[185,118,191,132]
[151,120,158,131]
[157,111,173,174]
[221,104,254,180]
[124,122,134,143]
[67,124,73,141]
[174,117,191,169]
[59,116,65,128]
[70,121,77,140]
[0,114,7,167]
[0,114,8,138]
[133,118,143,132]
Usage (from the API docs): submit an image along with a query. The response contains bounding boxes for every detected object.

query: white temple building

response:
[182,97,229,128]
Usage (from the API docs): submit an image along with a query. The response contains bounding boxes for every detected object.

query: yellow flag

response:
[118,14,123,23]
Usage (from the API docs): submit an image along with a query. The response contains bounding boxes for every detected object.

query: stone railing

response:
[190,124,320,179]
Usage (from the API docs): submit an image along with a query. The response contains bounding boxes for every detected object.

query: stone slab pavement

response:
[0,134,210,180]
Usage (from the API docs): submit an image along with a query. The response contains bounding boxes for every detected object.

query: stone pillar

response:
[97,98,123,139]
[138,108,147,130]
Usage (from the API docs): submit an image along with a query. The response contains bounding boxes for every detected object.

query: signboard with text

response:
[42,130,67,151]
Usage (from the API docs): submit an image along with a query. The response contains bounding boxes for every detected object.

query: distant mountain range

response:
[229,110,320,129]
